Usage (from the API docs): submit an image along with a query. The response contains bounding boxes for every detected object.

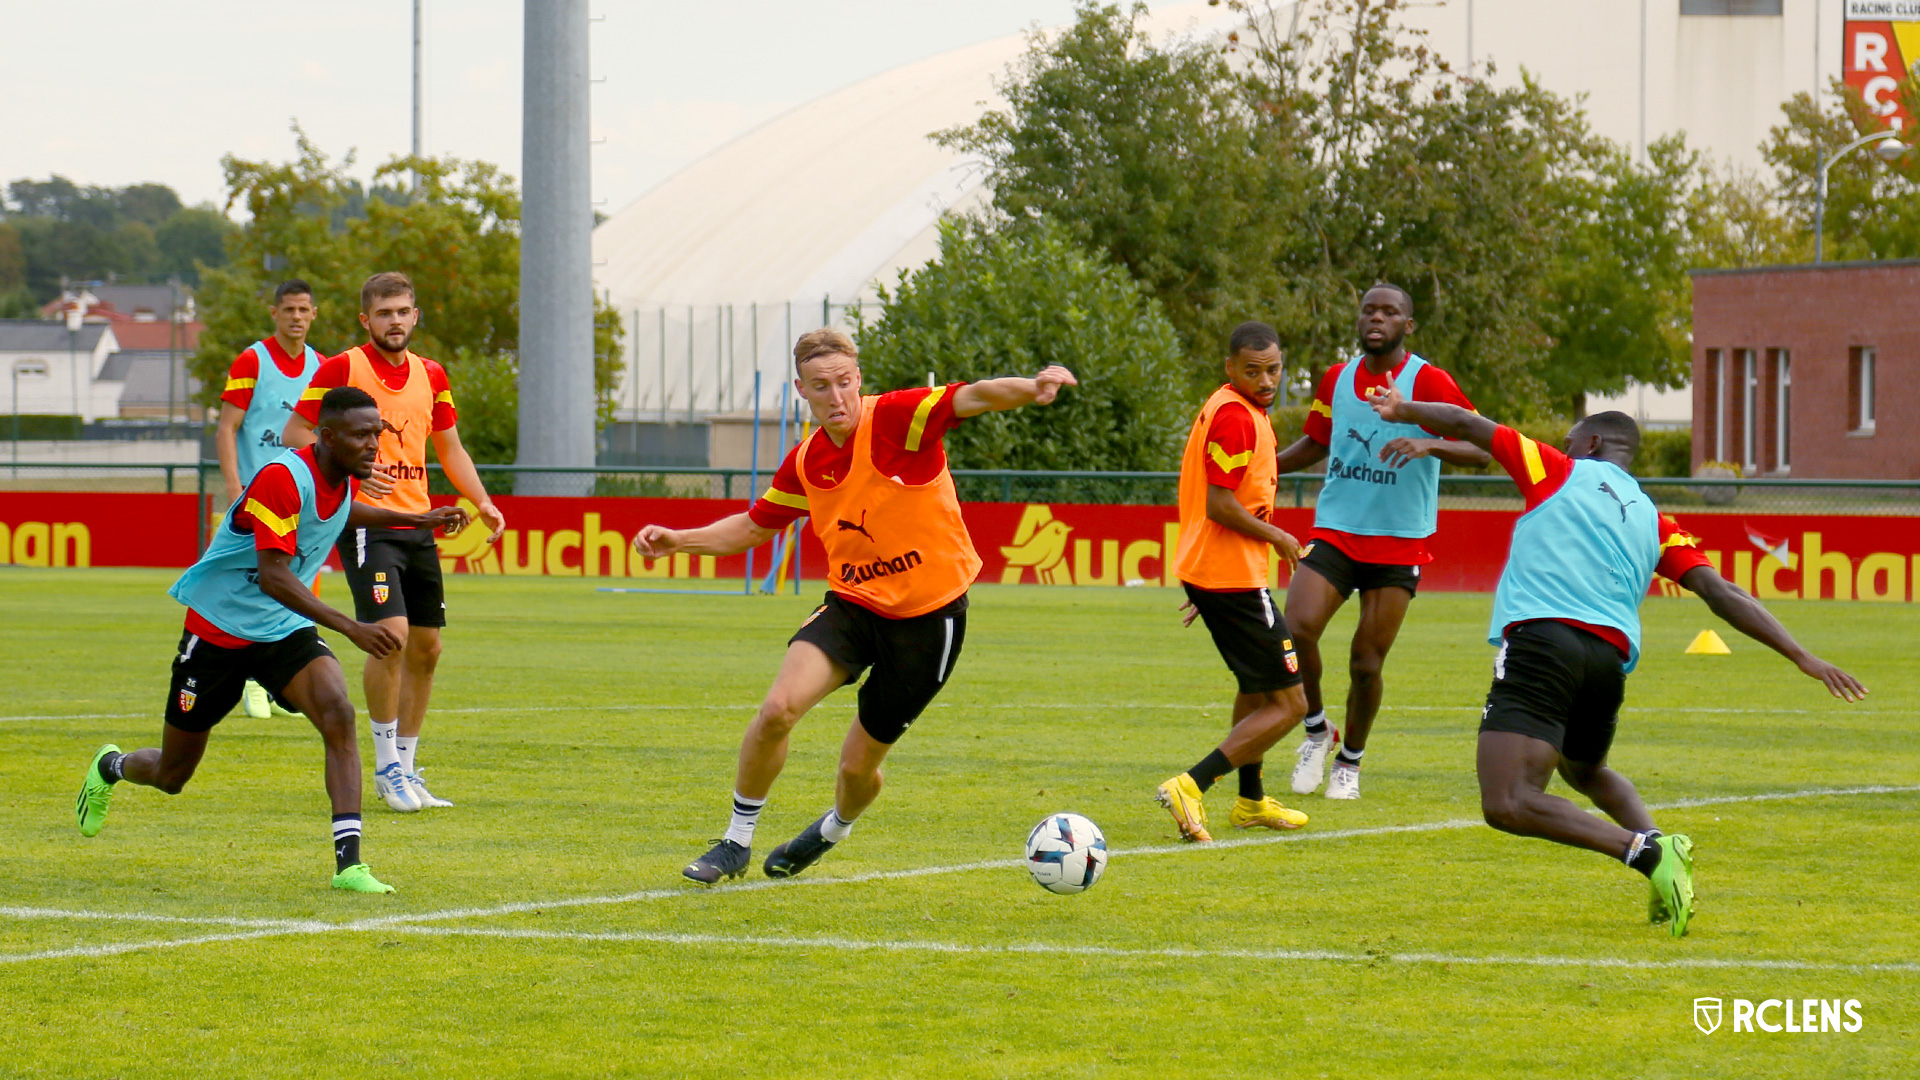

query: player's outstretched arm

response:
[1274,435,1329,474]
[348,502,470,535]
[1678,565,1868,701]
[1204,485,1300,569]
[1369,385,1497,453]
[1378,437,1492,469]
[633,513,776,560]
[952,365,1077,417]
[430,427,506,542]
[255,550,404,658]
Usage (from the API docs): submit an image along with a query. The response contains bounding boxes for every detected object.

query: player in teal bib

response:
[1369,381,1866,938]
[215,280,325,719]
[75,387,468,893]
[1276,284,1490,802]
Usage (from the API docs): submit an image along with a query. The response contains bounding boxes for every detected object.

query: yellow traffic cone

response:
[1685,630,1731,655]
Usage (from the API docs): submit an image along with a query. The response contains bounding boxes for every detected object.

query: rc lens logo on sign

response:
[1693,998,1864,1035]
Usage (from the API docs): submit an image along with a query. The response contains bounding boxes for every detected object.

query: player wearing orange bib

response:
[1155,323,1312,842]
[634,328,1076,884]
[282,272,506,814]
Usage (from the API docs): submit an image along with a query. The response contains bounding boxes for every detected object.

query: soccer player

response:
[1155,322,1312,843]
[282,272,506,814]
[1368,382,1866,935]
[634,328,1076,884]
[74,387,470,892]
[1278,283,1490,801]
[215,279,326,720]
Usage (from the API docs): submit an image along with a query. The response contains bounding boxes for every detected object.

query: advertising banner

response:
[6,492,1917,602]
[1843,1,1920,130]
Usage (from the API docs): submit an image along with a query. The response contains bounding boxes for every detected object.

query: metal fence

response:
[5,462,1918,517]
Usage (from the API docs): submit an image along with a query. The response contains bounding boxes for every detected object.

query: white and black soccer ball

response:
[1025,812,1108,895]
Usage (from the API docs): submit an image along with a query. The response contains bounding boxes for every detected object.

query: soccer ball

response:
[1024,812,1108,895]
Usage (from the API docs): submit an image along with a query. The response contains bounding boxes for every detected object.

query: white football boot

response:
[406,770,454,808]
[375,762,422,812]
[1291,726,1339,795]
[1325,761,1362,800]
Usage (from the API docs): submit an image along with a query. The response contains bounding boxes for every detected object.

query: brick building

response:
[1690,259,1920,480]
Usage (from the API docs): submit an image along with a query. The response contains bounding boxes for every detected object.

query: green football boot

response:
[1647,834,1694,938]
[331,863,395,894]
[76,744,120,837]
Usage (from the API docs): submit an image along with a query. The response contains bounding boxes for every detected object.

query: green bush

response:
[1635,427,1692,478]
[853,218,1191,472]
[6,414,84,440]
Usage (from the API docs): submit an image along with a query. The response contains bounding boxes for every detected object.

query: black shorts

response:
[338,526,446,627]
[166,626,336,733]
[1479,620,1627,762]
[1298,540,1421,599]
[790,591,968,745]
[1182,582,1304,695]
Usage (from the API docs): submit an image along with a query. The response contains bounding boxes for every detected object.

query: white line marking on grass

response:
[0,906,325,930]
[0,928,312,965]
[364,783,1920,927]
[365,925,1920,975]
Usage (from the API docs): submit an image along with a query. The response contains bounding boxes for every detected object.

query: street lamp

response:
[1815,130,1909,263]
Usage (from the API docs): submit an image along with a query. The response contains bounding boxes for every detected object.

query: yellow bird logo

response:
[999,505,1074,585]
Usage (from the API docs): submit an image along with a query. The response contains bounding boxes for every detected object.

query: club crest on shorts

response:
[1285,650,1300,673]
[372,584,390,605]
[177,689,197,713]
[1301,542,1315,558]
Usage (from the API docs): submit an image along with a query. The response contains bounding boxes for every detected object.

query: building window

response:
[1774,350,1790,473]
[1740,348,1759,472]
[1702,349,1721,462]
[1850,347,1876,434]
[13,358,50,378]
[1680,0,1782,14]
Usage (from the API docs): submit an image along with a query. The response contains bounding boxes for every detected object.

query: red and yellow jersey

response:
[1490,424,1712,659]
[297,345,454,516]
[185,446,353,648]
[220,336,310,410]
[754,388,980,617]
[1303,357,1475,566]
[1175,384,1279,591]
[748,384,967,530]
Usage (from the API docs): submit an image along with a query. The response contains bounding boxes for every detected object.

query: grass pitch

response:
[2,569,1915,1078]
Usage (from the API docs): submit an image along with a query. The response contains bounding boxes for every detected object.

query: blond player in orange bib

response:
[634,328,1075,884]
[283,272,506,814]
[1155,322,1313,842]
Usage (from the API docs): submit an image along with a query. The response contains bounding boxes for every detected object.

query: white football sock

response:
[723,792,766,847]
[396,736,418,775]
[371,720,401,770]
[819,807,854,843]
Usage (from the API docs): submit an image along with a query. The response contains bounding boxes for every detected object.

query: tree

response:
[190,129,622,462]
[1761,83,1920,262]
[155,208,237,287]
[852,217,1191,472]
[945,0,1725,420]
[1,175,233,296]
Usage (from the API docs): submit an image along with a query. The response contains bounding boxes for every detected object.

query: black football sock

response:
[1625,831,1663,878]
[1335,745,1365,768]
[1302,712,1329,738]
[98,752,125,783]
[1237,763,1265,801]
[333,814,363,873]
[1186,749,1234,793]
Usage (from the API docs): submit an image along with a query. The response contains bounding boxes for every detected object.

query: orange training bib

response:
[346,345,434,515]
[1174,384,1279,590]
[799,396,981,617]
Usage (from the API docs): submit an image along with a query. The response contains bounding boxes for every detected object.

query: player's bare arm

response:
[1678,565,1868,702]
[253,548,403,658]
[429,426,506,543]
[952,365,1078,417]
[348,502,470,535]
[216,402,247,503]
[1274,435,1329,474]
[1369,385,1498,453]
[1204,485,1299,569]
[1377,436,1492,470]
[633,513,776,560]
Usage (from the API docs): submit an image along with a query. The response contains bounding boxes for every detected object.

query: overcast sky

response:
[1,1,1084,217]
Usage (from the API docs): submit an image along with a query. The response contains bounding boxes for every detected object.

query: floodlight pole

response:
[517,0,597,495]
[1816,130,1905,263]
